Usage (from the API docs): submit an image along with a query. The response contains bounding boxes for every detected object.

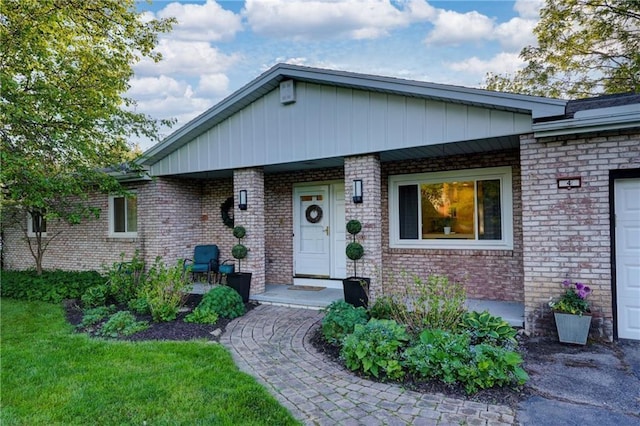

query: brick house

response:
[3,64,639,341]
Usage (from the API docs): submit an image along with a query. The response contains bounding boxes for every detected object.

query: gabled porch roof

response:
[140,64,567,179]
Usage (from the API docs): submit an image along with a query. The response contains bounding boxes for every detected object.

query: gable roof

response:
[141,63,567,166]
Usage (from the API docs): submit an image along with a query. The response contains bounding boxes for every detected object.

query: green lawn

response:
[0,298,299,425]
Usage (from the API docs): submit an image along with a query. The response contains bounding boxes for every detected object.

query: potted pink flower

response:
[549,279,592,345]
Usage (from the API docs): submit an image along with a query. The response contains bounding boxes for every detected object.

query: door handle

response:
[325,226,330,236]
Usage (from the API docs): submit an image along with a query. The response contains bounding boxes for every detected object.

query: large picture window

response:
[389,167,513,249]
[109,193,137,237]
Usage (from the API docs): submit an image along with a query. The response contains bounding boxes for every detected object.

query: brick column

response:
[344,154,382,300]
[233,168,266,295]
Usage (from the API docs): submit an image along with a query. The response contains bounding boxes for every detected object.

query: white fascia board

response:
[533,105,640,138]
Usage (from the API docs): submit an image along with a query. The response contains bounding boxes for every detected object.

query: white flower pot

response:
[444,226,451,235]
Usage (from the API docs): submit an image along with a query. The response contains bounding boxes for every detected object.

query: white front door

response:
[294,183,346,281]
[615,178,640,340]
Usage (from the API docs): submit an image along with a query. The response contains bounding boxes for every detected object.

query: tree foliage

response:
[0,0,174,272]
[485,0,640,98]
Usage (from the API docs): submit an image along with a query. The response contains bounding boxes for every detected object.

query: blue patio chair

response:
[183,244,219,284]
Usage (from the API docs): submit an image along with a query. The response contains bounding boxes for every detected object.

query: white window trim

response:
[389,166,513,250]
[108,193,138,238]
[27,212,47,237]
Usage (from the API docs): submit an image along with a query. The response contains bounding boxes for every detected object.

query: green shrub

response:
[403,328,472,384]
[139,257,193,322]
[184,308,219,325]
[80,305,116,328]
[378,272,466,334]
[99,311,149,337]
[128,296,151,315]
[369,295,408,321]
[103,251,145,305]
[81,284,109,308]
[403,328,528,394]
[457,344,529,394]
[191,286,245,320]
[321,300,368,345]
[0,270,105,303]
[341,319,409,380]
[463,311,518,348]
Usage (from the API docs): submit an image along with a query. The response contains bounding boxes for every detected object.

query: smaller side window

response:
[27,211,47,237]
[109,193,137,237]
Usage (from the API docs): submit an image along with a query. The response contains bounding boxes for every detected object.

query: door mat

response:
[288,285,326,291]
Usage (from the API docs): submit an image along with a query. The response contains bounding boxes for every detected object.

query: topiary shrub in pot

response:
[342,219,369,308]
[226,225,252,303]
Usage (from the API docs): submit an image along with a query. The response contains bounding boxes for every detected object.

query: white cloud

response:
[197,73,230,97]
[424,9,495,46]
[157,0,243,42]
[128,75,188,100]
[494,17,537,51]
[514,0,544,19]
[134,39,241,77]
[447,52,524,76]
[405,0,437,21]
[243,0,422,40]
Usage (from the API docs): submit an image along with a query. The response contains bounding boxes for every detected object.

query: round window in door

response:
[305,204,323,223]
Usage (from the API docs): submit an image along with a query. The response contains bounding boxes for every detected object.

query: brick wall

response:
[2,183,151,272]
[344,155,383,297]
[381,149,524,302]
[201,178,236,267]
[233,168,266,294]
[521,130,640,340]
[2,177,231,274]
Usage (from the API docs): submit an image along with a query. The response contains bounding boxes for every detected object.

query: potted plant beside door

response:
[549,279,592,345]
[226,226,252,303]
[342,219,370,308]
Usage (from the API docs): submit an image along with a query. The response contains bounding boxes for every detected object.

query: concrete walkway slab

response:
[219,304,516,425]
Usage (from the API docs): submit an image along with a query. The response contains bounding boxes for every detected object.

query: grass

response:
[0,298,300,425]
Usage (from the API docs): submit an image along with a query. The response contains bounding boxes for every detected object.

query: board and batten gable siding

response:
[150,82,533,176]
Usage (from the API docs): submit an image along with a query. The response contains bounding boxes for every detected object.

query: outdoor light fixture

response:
[239,190,248,210]
[352,179,363,204]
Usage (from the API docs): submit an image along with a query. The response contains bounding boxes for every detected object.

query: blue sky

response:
[131,0,544,149]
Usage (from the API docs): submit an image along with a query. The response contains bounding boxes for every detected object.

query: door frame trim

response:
[609,168,640,340]
[293,180,344,279]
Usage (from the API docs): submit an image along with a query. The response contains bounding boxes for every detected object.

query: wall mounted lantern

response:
[239,190,248,210]
[352,179,363,204]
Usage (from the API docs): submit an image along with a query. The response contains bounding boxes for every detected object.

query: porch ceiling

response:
[169,135,519,180]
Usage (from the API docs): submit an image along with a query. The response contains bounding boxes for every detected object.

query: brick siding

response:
[381,149,524,302]
[344,155,383,296]
[521,130,640,340]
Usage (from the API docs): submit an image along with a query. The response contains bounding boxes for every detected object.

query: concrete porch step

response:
[191,283,524,327]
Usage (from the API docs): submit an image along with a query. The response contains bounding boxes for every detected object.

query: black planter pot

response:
[342,277,370,308]
[227,272,252,303]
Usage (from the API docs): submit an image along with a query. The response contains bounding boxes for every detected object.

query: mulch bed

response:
[64,294,258,343]
[308,326,531,409]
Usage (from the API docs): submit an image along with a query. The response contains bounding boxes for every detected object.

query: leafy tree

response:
[485,0,640,98]
[0,0,174,273]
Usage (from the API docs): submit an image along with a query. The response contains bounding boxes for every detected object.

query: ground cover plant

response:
[0,298,299,425]
[317,273,529,397]
[0,269,104,302]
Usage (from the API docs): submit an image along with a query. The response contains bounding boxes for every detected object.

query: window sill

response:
[106,237,138,243]
[388,246,515,257]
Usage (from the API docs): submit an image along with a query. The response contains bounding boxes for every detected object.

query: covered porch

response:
[192,282,525,327]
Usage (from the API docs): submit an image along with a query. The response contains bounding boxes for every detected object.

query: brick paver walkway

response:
[219,304,516,425]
